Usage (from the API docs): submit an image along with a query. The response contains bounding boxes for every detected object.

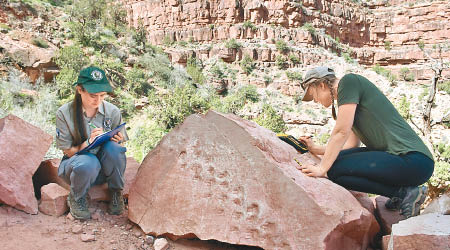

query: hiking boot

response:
[400,186,427,219]
[385,197,403,210]
[108,189,124,215]
[67,193,91,220]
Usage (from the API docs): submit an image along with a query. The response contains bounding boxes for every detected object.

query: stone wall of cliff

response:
[122,0,450,79]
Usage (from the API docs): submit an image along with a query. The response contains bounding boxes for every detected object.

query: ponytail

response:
[72,87,87,146]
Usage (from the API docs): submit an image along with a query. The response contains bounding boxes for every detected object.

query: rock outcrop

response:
[386,213,450,250]
[38,183,69,216]
[128,111,379,249]
[375,196,403,235]
[0,115,53,214]
[122,0,450,76]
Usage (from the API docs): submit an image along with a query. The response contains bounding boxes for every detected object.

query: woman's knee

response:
[71,154,101,178]
[101,141,126,157]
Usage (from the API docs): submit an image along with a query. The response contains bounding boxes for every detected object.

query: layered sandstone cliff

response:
[122,0,450,78]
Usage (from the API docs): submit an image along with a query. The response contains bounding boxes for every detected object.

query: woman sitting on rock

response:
[55,66,128,220]
[298,66,434,219]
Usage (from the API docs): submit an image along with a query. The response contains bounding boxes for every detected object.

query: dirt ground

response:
[0,201,260,250]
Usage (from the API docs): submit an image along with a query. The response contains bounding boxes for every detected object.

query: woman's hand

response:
[89,128,104,144]
[111,131,124,144]
[299,136,323,155]
[299,164,328,178]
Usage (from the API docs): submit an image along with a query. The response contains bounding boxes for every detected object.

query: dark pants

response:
[327,147,434,198]
[58,141,127,201]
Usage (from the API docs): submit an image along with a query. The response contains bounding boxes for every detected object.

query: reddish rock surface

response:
[0,115,53,214]
[386,213,450,250]
[38,183,69,216]
[129,111,379,250]
[375,196,403,235]
[423,193,450,215]
[122,0,450,74]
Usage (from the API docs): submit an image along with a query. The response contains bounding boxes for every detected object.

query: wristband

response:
[86,137,91,146]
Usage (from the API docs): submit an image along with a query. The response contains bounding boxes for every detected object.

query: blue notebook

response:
[77,123,126,154]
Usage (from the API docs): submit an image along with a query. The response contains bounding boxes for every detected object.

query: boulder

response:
[386,213,450,250]
[375,196,403,235]
[350,191,376,215]
[38,183,69,216]
[0,115,53,214]
[128,111,379,250]
[423,193,450,215]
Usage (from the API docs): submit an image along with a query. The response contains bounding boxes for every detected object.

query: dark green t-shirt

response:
[337,73,433,160]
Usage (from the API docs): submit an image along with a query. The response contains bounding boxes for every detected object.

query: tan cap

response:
[301,66,335,101]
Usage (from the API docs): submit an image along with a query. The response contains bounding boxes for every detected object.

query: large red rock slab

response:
[38,183,69,216]
[386,213,450,250]
[128,111,379,250]
[375,196,403,235]
[0,115,52,214]
[88,157,140,201]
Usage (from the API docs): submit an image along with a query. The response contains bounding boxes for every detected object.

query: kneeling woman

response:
[299,67,434,219]
[56,66,128,220]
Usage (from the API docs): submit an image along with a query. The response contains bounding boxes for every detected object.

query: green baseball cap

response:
[301,66,335,101]
[73,66,113,93]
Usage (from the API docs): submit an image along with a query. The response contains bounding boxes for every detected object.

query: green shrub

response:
[54,68,78,99]
[225,38,242,49]
[342,52,354,64]
[240,54,255,75]
[427,161,450,198]
[275,55,288,69]
[289,54,300,64]
[263,75,273,86]
[242,20,257,31]
[436,143,450,161]
[55,45,88,72]
[32,38,49,48]
[418,40,425,50]
[400,67,415,82]
[0,70,61,158]
[275,39,290,53]
[125,67,152,96]
[149,84,210,129]
[240,84,260,102]
[372,64,396,85]
[396,95,411,120]
[112,89,136,119]
[163,35,174,46]
[186,56,205,85]
[253,104,287,133]
[384,41,391,51]
[419,87,429,101]
[211,64,226,80]
[213,84,259,114]
[285,70,302,81]
[303,23,316,35]
[126,115,166,162]
[438,81,450,95]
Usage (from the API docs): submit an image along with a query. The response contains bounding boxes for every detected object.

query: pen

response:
[88,122,97,129]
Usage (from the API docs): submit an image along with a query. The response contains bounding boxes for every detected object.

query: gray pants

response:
[58,141,127,201]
